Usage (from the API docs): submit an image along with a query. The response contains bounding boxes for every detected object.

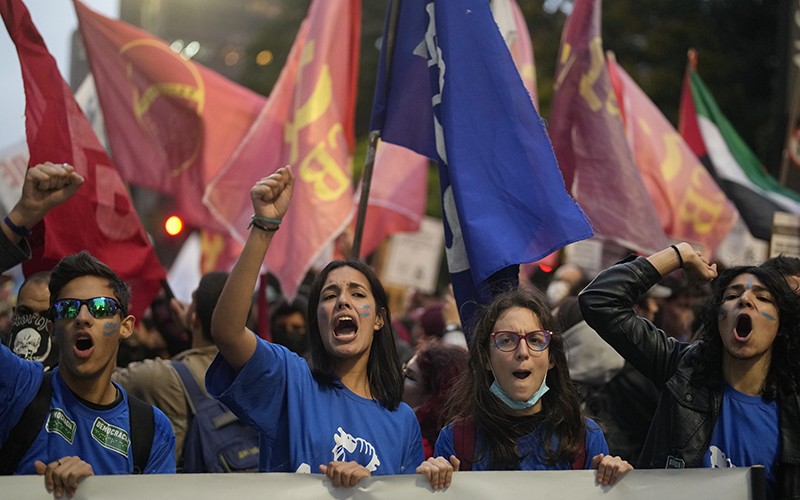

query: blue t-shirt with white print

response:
[0,343,175,474]
[435,417,608,470]
[206,338,424,474]
[702,384,779,499]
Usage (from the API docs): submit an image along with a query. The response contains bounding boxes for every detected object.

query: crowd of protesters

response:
[1,163,799,499]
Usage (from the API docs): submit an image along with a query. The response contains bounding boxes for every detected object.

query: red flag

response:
[548,0,667,254]
[204,0,359,299]
[1,0,165,318]
[74,0,267,231]
[607,56,738,254]
[357,141,428,258]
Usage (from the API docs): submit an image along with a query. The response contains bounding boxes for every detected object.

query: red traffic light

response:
[165,215,184,236]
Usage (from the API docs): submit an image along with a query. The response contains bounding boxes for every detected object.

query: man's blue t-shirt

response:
[435,417,608,470]
[206,338,424,474]
[0,344,175,474]
[702,384,779,499]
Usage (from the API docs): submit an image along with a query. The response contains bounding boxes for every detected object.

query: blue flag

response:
[370,0,593,336]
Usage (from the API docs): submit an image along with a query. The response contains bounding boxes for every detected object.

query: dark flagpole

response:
[351,0,403,259]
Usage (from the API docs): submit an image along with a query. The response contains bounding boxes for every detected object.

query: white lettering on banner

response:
[443,186,469,273]
[0,468,763,500]
[419,2,469,274]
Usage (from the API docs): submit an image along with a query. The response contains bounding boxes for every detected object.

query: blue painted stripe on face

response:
[103,322,119,336]
[359,312,371,317]
[761,311,777,321]
[358,305,371,309]
[747,278,753,289]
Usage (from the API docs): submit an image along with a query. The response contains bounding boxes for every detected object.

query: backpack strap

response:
[0,370,53,475]
[170,360,204,413]
[127,392,154,474]
[452,416,476,472]
[571,434,587,470]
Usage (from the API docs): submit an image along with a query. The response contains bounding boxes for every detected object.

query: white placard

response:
[381,217,444,294]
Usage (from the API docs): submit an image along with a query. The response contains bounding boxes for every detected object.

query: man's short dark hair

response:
[49,251,131,316]
[194,271,229,344]
[18,271,51,302]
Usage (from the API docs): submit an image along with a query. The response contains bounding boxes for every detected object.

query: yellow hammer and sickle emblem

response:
[579,37,604,112]
[119,39,205,177]
[284,41,350,201]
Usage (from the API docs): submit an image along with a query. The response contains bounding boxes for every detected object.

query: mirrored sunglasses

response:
[51,297,122,319]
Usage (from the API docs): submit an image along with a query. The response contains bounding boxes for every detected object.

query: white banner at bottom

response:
[1,467,763,500]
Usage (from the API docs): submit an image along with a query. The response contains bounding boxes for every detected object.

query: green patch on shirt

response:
[46,409,76,444]
[91,417,130,457]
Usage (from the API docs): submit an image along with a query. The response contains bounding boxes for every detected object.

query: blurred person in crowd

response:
[269,295,310,359]
[5,271,59,370]
[113,271,229,465]
[545,264,585,307]
[416,288,632,490]
[0,251,174,497]
[655,275,710,342]
[1,163,83,273]
[580,243,800,499]
[557,296,659,464]
[631,284,671,323]
[206,168,423,487]
[402,342,468,459]
[761,255,800,293]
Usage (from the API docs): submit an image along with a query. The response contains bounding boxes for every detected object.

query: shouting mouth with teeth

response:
[718,273,779,363]
[317,267,385,367]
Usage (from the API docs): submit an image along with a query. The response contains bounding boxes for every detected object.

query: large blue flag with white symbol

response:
[370,0,593,337]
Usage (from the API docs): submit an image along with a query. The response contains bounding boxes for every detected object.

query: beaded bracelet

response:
[247,215,281,232]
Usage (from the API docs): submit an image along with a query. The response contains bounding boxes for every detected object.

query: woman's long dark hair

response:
[307,260,404,411]
[694,266,800,399]
[445,288,586,469]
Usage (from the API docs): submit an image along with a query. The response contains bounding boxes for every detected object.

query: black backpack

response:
[0,371,154,475]
[171,361,259,473]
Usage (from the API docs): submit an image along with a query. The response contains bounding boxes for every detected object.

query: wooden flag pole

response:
[351,0,403,260]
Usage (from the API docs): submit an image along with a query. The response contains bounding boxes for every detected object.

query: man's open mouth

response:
[735,314,752,341]
[73,333,94,358]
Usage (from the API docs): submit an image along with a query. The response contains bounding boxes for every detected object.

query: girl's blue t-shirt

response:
[702,384,779,499]
[435,417,608,470]
[206,338,424,474]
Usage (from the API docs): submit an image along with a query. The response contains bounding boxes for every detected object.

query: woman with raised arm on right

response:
[206,167,423,487]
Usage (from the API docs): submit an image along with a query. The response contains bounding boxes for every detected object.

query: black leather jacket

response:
[579,257,800,499]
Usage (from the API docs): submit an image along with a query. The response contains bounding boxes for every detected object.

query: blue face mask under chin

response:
[490,373,549,411]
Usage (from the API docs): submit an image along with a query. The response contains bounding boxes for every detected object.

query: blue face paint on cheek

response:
[103,322,119,336]
[761,311,777,321]
[318,305,329,323]
[359,305,371,317]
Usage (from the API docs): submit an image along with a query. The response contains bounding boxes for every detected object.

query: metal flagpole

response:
[351,0,403,259]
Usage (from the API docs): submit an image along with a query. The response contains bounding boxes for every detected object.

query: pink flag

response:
[492,0,539,109]
[204,0,360,299]
[548,0,667,254]
[357,141,428,258]
[607,56,738,253]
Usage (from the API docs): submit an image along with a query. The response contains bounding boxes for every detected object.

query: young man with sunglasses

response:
[0,251,174,497]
